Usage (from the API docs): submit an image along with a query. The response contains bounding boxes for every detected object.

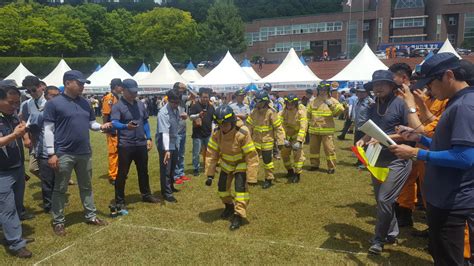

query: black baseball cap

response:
[63,70,90,84]
[412,52,461,90]
[355,85,368,92]
[0,79,18,88]
[364,70,397,91]
[235,89,246,96]
[122,79,139,93]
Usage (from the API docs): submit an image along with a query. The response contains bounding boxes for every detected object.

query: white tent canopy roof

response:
[240,59,261,81]
[133,63,151,81]
[42,59,71,87]
[181,61,203,83]
[86,57,132,91]
[259,48,320,85]
[194,51,253,89]
[139,53,187,89]
[4,63,34,86]
[330,43,388,81]
[438,38,462,59]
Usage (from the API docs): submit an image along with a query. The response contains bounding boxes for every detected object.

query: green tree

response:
[199,0,246,60]
[98,9,134,57]
[130,7,199,62]
[0,4,22,54]
[166,0,214,22]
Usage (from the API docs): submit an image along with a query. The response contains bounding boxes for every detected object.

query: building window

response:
[448,34,457,46]
[448,16,457,26]
[347,21,358,57]
[363,22,370,31]
[437,15,442,41]
[268,41,311,53]
[394,0,424,9]
[464,13,474,49]
[392,18,425,28]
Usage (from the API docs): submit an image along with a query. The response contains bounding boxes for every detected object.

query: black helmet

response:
[213,105,236,125]
[235,89,246,96]
[317,81,331,92]
[254,90,270,103]
[284,93,299,104]
[263,83,272,91]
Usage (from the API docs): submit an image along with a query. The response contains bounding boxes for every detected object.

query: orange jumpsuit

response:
[101,92,119,181]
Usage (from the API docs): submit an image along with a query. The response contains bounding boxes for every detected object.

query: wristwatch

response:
[408,107,417,114]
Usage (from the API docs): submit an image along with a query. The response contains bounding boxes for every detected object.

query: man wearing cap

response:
[356,70,412,255]
[171,82,191,185]
[389,53,474,265]
[43,70,111,236]
[101,78,123,185]
[0,83,33,258]
[337,88,358,140]
[110,79,159,209]
[229,89,250,122]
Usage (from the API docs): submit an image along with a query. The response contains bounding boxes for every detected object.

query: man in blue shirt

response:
[390,53,474,265]
[157,89,181,203]
[111,79,159,210]
[337,88,358,140]
[43,70,111,236]
[0,83,33,258]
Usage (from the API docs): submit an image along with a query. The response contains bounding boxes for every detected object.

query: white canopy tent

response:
[258,48,320,88]
[437,38,462,59]
[42,59,71,87]
[86,57,132,94]
[139,53,187,91]
[329,43,388,81]
[4,63,34,86]
[181,61,203,83]
[133,63,151,81]
[193,51,253,91]
[240,59,261,81]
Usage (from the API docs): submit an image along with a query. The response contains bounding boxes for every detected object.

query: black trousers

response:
[158,148,178,198]
[427,203,474,266]
[116,145,152,205]
[38,158,55,211]
[339,119,352,138]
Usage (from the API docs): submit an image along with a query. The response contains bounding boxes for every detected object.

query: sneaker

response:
[108,179,115,186]
[327,169,335,174]
[142,195,160,204]
[164,196,178,203]
[337,135,345,140]
[53,224,66,236]
[175,178,184,185]
[229,215,243,231]
[20,212,35,221]
[180,176,191,181]
[86,217,108,226]
[385,236,398,245]
[193,170,200,177]
[368,243,383,255]
[10,247,32,258]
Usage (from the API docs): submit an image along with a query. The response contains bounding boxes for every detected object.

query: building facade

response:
[244,0,474,61]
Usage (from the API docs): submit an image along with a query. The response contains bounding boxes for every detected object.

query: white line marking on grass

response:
[33,226,109,266]
[118,223,368,256]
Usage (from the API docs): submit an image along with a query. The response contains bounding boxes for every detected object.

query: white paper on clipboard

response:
[359,119,396,147]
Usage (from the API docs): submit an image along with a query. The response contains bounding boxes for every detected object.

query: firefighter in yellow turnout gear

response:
[247,90,285,189]
[205,105,259,230]
[280,93,307,183]
[307,82,344,174]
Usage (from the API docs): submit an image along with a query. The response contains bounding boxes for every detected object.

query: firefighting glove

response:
[324,99,333,107]
[284,140,291,147]
[292,141,302,150]
[205,176,213,186]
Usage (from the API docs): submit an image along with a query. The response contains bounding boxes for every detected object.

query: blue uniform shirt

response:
[111,97,149,148]
[424,87,474,209]
[43,94,95,155]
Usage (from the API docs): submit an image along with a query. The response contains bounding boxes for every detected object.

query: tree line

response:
[0,1,246,63]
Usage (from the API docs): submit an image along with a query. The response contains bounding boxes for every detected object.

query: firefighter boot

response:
[230,214,242,231]
[286,169,295,179]
[291,173,300,183]
[221,203,234,219]
[262,179,273,189]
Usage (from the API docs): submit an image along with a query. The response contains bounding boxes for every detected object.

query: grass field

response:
[1,119,433,265]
